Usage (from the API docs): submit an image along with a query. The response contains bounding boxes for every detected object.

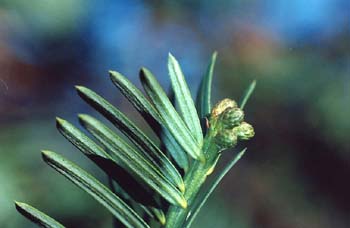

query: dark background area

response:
[0,0,349,227]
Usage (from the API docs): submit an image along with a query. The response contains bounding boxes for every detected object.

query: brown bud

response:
[211,99,237,118]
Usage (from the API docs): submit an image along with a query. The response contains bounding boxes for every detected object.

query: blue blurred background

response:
[1,0,350,227]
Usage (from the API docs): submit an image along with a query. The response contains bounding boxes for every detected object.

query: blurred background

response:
[0,0,349,227]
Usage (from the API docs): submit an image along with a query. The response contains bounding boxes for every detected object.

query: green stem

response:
[165,160,208,228]
[165,129,218,228]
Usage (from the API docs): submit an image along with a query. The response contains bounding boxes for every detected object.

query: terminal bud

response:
[211,99,237,118]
